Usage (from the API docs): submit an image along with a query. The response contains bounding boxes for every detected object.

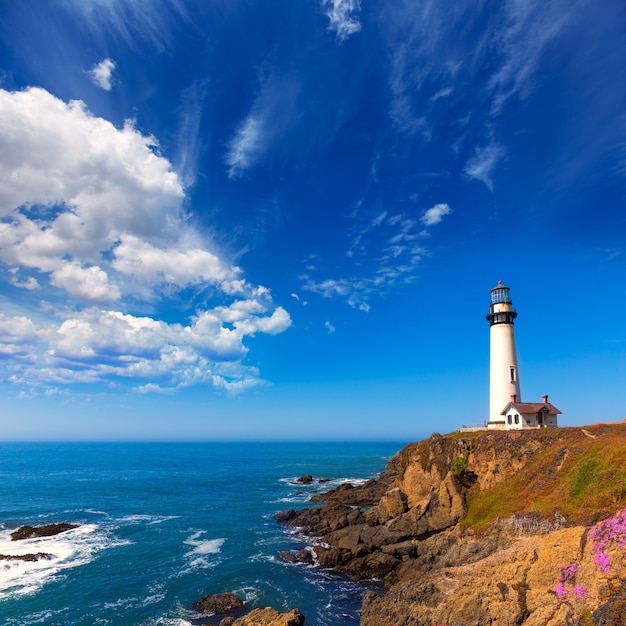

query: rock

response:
[296,548,314,564]
[0,553,55,562]
[296,475,313,484]
[10,523,79,541]
[379,488,409,519]
[594,595,626,626]
[273,509,298,523]
[337,551,401,580]
[279,548,314,565]
[310,478,392,506]
[276,427,626,626]
[380,540,417,559]
[280,551,298,563]
[361,580,445,626]
[318,478,331,483]
[220,608,304,626]
[275,503,360,536]
[196,592,244,615]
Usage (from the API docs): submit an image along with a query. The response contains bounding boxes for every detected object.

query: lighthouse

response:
[486,281,521,429]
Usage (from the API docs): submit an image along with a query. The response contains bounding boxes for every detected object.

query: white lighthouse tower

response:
[486,281,521,430]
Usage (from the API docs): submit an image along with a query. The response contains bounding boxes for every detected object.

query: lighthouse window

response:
[491,289,511,304]
[507,415,512,425]
[514,414,519,424]
[510,367,516,383]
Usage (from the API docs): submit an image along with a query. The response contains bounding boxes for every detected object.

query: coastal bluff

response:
[276,424,626,625]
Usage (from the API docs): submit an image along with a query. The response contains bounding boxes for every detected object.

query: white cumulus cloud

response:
[0,87,291,394]
[88,58,116,91]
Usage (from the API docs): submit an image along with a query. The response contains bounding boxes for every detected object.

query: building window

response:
[514,414,519,424]
[508,415,512,425]
[510,367,516,383]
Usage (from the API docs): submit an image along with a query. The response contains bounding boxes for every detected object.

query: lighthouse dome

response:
[490,281,512,305]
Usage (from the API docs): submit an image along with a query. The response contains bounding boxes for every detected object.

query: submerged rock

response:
[10,523,79,541]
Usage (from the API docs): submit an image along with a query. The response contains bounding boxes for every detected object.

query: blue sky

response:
[0,0,624,441]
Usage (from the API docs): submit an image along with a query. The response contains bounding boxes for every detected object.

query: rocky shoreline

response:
[275,426,626,625]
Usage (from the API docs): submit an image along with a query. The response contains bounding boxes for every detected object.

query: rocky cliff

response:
[276,424,626,625]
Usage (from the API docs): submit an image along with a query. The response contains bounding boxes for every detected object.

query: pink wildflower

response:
[594,550,611,572]
[589,508,626,573]
[554,582,568,601]
[559,562,578,583]
[572,585,588,599]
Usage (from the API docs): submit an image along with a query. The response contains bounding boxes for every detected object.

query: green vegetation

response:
[459,424,626,531]
[568,450,602,501]
[452,456,468,477]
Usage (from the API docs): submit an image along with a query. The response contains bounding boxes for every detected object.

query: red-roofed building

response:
[498,394,561,430]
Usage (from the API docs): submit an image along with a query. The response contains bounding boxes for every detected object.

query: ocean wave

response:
[0,524,128,600]
[118,514,181,526]
[183,532,225,555]
[151,619,193,626]
[177,532,225,574]
[280,476,369,485]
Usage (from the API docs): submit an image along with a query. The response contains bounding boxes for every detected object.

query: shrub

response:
[452,456,468,478]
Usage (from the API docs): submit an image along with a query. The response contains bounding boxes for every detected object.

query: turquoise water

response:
[0,442,403,625]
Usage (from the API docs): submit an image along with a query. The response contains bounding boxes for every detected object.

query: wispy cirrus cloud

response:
[321,0,361,42]
[488,0,573,114]
[88,58,116,90]
[378,0,579,192]
[464,143,505,191]
[0,87,291,394]
[225,72,299,179]
[174,79,208,188]
[301,202,452,311]
[64,0,188,53]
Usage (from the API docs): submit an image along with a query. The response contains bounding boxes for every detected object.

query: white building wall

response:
[489,320,521,425]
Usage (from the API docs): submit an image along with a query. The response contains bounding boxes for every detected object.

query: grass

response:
[455,424,626,531]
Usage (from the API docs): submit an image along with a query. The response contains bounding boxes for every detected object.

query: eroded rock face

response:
[276,427,626,625]
[362,525,626,626]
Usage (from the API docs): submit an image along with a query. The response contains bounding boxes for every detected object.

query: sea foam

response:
[0,524,126,600]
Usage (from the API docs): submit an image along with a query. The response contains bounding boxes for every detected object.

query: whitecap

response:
[177,532,225,574]
[0,523,128,600]
[118,514,180,526]
[183,532,225,555]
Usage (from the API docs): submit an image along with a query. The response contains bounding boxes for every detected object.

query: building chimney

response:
[542,394,548,404]
[510,394,517,403]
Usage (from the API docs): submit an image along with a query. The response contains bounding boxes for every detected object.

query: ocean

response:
[0,441,404,625]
